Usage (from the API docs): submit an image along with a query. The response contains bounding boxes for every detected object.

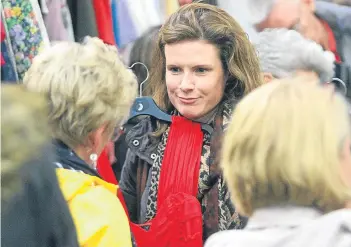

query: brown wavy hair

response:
[146,3,262,134]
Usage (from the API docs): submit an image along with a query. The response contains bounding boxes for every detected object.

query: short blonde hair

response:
[24,37,137,148]
[222,77,351,216]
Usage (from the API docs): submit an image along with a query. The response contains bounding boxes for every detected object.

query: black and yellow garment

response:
[53,140,133,247]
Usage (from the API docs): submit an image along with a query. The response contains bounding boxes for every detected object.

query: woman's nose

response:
[179,73,195,92]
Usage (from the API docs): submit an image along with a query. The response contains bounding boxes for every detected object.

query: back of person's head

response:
[255,28,335,83]
[222,76,351,216]
[23,37,137,150]
[129,25,161,87]
[148,2,262,111]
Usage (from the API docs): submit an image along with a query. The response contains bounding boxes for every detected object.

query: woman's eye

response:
[169,67,181,73]
[196,68,208,73]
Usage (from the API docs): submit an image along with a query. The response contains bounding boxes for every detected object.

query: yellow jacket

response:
[56,168,132,247]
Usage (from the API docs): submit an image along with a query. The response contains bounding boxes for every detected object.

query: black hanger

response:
[127,62,213,135]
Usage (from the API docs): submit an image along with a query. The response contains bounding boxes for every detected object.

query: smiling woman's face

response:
[165,40,225,120]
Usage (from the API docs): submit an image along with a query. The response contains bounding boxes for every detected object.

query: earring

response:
[89,153,98,170]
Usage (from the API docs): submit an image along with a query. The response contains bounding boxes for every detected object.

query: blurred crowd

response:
[1,0,351,247]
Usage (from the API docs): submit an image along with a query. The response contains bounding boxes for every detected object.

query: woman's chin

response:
[178,112,200,121]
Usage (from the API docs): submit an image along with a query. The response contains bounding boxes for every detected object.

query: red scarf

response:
[320,19,341,63]
[130,116,204,247]
[97,147,117,184]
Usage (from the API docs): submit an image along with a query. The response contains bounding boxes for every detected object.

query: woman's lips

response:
[178,97,198,104]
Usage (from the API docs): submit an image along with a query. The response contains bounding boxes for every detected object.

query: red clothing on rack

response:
[92,0,115,45]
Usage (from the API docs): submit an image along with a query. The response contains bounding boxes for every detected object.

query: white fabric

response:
[217,0,259,42]
[205,206,351,247]
[125,0,164,38]
[40,0,49,14]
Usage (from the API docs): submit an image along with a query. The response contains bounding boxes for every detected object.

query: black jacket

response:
[1,145,79,247]
[53,140,100,177]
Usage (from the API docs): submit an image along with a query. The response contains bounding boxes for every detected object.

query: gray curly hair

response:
[254,28,335,83]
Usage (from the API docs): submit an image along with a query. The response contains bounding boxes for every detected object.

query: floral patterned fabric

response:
[2,0,46,80]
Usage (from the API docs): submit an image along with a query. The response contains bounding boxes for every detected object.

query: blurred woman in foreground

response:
[1,85,79,247]
[206,76,351,247]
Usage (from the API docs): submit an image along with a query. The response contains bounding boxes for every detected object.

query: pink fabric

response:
[1,21,6,66]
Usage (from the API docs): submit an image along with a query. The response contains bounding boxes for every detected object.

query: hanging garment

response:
[117,0,138,47]
[141,0,163,30]
[43,0,74,41]
[39,0,49,14]
[111,0,120,46]
[1,19,18,82]
[131,116,204,247]
[2,0,48,81]
[92,0,115,45]
[29,0,50,45]
[1,42,18,82]
[66,0,98,42]
[166,0,180,17]
[125,0,148,37]
[1,20,6,66]
[155,0,167,23]
[61,0,75,41]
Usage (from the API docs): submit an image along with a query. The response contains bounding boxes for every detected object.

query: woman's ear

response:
[263,72,274,83]
[86,124,109,156]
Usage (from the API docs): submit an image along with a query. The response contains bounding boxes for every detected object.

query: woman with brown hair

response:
[119,2,262,246]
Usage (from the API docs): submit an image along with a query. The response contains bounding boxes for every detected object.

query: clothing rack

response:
[1,0,219,83]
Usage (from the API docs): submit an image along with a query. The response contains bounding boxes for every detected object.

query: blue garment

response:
[111,0,120,46]
[1,41,18,82]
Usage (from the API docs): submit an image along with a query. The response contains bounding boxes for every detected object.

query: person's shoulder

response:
[205,230,249,247]
[316,209,351,228]
[125,116,155,141]
[294,209,351,247]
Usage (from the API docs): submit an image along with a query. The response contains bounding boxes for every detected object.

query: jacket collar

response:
[246,206,323,230]
[53,140,100,177]
[125,99,235,165]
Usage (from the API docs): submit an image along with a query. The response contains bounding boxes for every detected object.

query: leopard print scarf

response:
[145,100,244,238]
